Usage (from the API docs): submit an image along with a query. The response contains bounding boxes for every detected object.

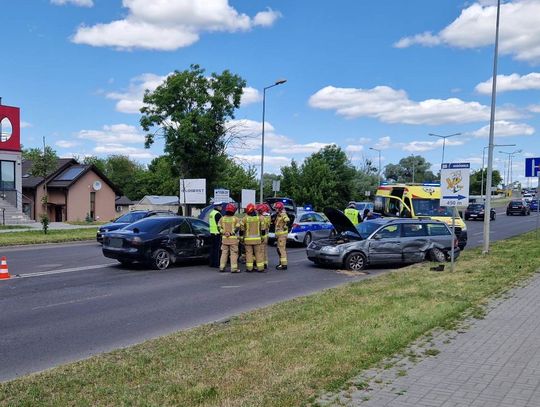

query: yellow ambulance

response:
[374,183,468,249]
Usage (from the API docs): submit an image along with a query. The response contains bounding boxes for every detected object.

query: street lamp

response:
[428,132,461,168]
[260,79,287,203]
[499,149,522,195]
[481,144,515,201]
[369,147,382,182]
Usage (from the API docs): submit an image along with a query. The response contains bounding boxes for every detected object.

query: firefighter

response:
[344,202,361,225]
[273,201,290,270]
[218,203,240,273]
[208,202,223,268]
[257,204,270,269]
[240,203,265,272]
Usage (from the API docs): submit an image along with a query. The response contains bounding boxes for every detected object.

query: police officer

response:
[208,202,223,268]
[218,203,240,273]
[274,201,290,270]
[344,202,361,225]
[241,203,265,272]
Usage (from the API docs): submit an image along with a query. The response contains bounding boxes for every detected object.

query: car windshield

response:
[355,221,382,239]
[114,212,146,223]
[511,200,523,205]
[467,204,484,210]
[412,199,453,217]
[123,218,172,233]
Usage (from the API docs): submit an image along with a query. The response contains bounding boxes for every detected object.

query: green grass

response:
[0,228,97,246]
[0,225,31,230]
[66,220,108,226]
[1,232,539,406]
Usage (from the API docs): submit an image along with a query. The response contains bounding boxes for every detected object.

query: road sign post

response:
[525,158,540,239]
[440,163,470,272]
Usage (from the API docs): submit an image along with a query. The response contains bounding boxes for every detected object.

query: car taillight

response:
[291,223,300,230]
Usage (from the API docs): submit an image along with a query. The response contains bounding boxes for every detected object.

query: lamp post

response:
[428,132,461,167]
[369,147,382,182]
[482,0,501,255]
[481,144,515,201]
[260,79,287,203]
[499,149,522,196]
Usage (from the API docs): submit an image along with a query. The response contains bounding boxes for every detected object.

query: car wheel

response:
[428,248,446,263]
[117,259,133,266]
[506,211,511,216]
[344,252,367,272]
[151,249,171,270]
[303,232,312,247]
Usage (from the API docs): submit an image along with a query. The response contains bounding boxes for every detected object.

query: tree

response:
[140,64,246,199]
[280,160,302,203]
[262,173,282,199]
[353,158,380,200]
[101,155,145,199]
[384,155,437,183]
[216,158,258,203]
[469,169,502,195]
[82,156,106,174]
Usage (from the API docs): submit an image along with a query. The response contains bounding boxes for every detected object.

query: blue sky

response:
[1,0,540,187]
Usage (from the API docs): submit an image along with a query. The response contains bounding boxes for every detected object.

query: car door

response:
[401,223,429,263]
[170,219,198,258]
[312,212,333,239]
[189,219,212,258]
[368,224,402,264]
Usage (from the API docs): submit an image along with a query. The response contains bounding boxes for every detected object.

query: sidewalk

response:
[321,273,540,407]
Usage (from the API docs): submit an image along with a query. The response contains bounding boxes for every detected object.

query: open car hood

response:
[323,207,362,237]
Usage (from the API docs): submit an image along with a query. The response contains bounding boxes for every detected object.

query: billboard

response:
[0,104,21,152]
[440,163,470,207]
[179,178,206,204]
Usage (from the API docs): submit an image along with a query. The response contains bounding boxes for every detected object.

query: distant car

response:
[97,210,175,243]
[529,200,539,212]
[102,216,211,269]
[306,208,459,271]
[287,211,334,246]
[464,203,496,221]
[506,200,531,216]
[523,193,534,204]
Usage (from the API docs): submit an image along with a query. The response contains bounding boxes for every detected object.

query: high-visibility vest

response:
[219,216,239,245]
[275,212,290,236]
[209,209,220,234]
[344,208,360,226]
[243,215,261,245]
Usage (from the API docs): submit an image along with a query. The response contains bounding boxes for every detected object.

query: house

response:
[115,195,134,216]
[22,158,120,222]
[138,195,179,205]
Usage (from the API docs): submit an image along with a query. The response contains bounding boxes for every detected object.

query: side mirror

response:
[133,228,140,234]
[372,234,382,240]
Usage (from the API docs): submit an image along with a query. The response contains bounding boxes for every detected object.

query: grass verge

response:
[66,220,108,226]
[0,228,97,246]
[0,225,30,230]
[1,232,539,406]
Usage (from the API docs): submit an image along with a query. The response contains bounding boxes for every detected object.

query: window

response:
[402,223,427,237]
[56,166,86,181]
[190,219,210,234]
[374,224,400,239]
[172,220,192,234]
[90,192,95,220]
[0,161,15,190]
[115,212,146,223]
[427,223,451,236]
[300,213,317,222]
[124,218,171,234]
[312,213,325,222]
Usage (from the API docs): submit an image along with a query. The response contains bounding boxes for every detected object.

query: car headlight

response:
[101,228,108,233]
[320,246,342,255]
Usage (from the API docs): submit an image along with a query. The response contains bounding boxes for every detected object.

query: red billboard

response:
[0,104,21,152]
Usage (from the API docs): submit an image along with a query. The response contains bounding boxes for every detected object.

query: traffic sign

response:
[525,157,540,177]
[440,163,470,207]
[213,188,230,203]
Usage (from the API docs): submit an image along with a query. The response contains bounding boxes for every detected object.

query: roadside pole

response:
[451,208,456,272]
[536,173,540,238]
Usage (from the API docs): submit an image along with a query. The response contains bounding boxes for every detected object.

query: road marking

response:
[221,285,241,288]
[31,294,112,310]
[36,264,63,268]
[15,263,116,279]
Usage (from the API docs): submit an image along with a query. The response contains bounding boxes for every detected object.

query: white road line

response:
[221,285,241,288]
[31,294,112,310]
[15,263,116,279]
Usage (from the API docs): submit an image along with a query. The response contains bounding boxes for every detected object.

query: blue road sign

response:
[442,194,467,200]
[441,162,471,169]
[525,157,540,177]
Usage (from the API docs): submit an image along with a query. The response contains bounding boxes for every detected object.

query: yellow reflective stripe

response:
[276,230,288,236]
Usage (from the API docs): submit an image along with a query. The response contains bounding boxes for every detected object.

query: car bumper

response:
[287,232,305,243]
[102,246,148,262]
[306,248,343,266]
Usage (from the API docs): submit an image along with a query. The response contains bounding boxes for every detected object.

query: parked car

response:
[529,200,539,212]
[464,203,496,221]
[96,210,175,243]
[506,200,531,216]
[102,216,211,269]
[287,211,334,246]
[306,208,459,271]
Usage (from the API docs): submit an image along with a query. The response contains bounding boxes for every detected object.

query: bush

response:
[40,214,49,234]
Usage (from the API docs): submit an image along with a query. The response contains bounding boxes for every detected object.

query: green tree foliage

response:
[140,64,246,199]
[384,155,437,183]
[281,160,302,201]
[97,155,145,200]
[217,158,258,202]
[262,173,282,199]
[82,156,106,174]
[353,159,380,200]
[469,169,502,195]
[22,146,58,178]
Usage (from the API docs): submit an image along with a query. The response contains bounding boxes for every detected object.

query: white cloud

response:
[309,85,520,125]
[374,136,392,150]
[108,73,261,113]
[235,154,290,167]
[476,72,540,94]
[469,120,535,137]
[77,123,145,144]
[20,121,32,128]
[345,145,364,153]
[402,138,465,153]
[271,142,332,154]
[94,143,156,159]
[395,0,540,64]
[51,0,93,7]
[72,0,281,51]
[56,139,79,148]
[528,104,540,113]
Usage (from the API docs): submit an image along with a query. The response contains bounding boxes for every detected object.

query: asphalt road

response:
[1,209,539,382]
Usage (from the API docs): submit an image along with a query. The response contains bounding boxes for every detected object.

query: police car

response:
[287,210,334,246]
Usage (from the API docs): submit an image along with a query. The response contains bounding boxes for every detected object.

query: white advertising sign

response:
[179,178,206,204]
[241,189,256,209]
[440,163,470,207]
[213,188,230,203]
[272,180,281,192]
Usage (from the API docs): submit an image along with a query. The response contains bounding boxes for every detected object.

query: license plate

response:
[470,214,477,217]
[109,238,123,248]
